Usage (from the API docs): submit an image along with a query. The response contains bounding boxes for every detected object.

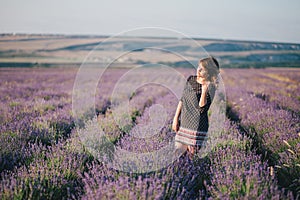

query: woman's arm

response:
[199,83,209,107]
[172,101,182,132]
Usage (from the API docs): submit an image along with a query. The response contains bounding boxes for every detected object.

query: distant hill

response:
[0,34,299,68]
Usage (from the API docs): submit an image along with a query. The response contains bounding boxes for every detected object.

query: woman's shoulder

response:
[187,75,197,82]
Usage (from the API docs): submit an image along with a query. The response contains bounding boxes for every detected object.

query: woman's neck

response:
[196,76,206,84]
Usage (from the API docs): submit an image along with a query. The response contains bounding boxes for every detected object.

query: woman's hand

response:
[201,81,210,93]
[172,118,179,132]
[199,81,210,108]
[172,101,182,132]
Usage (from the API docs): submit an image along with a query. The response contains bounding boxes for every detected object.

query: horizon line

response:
[0,32,300,45]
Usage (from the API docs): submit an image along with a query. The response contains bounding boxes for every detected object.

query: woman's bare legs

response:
[187,145,199,159]
[174,141,188,157]
[174,142,198,159]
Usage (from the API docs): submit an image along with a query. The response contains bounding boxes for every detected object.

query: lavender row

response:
[0,67,129,173]
[223,68,300,196]
[204,119,292,199]
[116,91,177,153]
[0,139,88,199]
[0,68,78,173]
[223,68,300,113]
[96,84,173,145]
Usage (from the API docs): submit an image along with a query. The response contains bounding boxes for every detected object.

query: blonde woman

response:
[172,57,220,157]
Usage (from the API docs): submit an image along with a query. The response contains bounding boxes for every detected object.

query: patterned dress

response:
[175,75,215,147]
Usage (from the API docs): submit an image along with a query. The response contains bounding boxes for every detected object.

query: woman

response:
[172,57,219,157]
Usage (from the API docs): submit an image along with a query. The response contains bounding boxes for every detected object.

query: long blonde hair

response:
[198,56,220,85]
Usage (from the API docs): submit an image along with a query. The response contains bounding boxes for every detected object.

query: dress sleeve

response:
[180,76,193,102]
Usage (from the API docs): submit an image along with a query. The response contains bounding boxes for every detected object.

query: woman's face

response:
[197,63,208,80]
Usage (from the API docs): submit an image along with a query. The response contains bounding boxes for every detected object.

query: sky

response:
[0,0,300,43]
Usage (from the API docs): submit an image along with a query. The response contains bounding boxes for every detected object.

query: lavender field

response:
[0,66,299,199]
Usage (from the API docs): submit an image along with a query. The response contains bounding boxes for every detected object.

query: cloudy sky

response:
[1,0,299,43]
